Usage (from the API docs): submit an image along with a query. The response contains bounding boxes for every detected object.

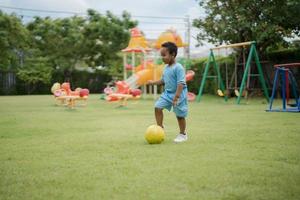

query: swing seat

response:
[287,103,298,107]
[217,89,224,97]
[234,89,240,97]
[234,89,246,97]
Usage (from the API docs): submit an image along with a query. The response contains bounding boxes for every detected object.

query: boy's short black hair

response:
[162,42,178,57]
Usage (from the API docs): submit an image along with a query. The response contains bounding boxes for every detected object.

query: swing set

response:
[267,63,300,112]
[196,41,269,104]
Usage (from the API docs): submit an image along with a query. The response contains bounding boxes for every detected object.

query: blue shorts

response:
[155,95,188,117]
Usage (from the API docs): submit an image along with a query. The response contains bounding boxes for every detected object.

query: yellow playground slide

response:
[124,62,164,89]
[105,62,196,103]
[104,62,164,103]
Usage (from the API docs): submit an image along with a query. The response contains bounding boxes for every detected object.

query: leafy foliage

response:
[0,9,137,93]
[82,10,137,74]
[17,57,52,84]
[0,11,29,70]
[193,0,300,52]
[16,57,53,94]
[26,16,86,71]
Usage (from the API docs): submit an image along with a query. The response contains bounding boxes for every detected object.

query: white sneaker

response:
[174,133,188,143]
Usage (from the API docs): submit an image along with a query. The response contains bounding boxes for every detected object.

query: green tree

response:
[82,9,137,76]
[26,16,86,81]
[17,57,53,94]
[193,0,300,52]
[27,10,137,80]
[0,9,137,94]
[0,11,29,70]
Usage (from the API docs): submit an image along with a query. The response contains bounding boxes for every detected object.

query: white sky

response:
[0,0,213,56]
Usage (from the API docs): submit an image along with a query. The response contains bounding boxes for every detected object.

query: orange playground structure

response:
[103,27,195,105]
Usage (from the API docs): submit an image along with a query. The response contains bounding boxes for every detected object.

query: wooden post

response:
[131,51,135,78]
[123,53,127,80]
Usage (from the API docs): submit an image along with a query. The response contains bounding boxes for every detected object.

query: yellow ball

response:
[145,125,165,144]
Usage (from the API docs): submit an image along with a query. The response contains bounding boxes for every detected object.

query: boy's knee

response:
[155,107,163,112]
[176,116,185,120]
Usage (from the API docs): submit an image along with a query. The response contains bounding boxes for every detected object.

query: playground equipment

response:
[186,70,196,101]
[104,63,196,105]
[104,91,141,107]
[267,63,300,112]
[51,82,89,109]
[153,28,187,49]
[122,27,152,81]
[196,41,269,104]
[121,27,162,98]
[104,61,164,106]
[104,27,195,105]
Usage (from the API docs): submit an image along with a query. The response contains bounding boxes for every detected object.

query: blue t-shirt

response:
[161,62,187,103]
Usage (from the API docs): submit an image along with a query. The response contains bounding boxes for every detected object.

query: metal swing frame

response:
[196,41,269,104]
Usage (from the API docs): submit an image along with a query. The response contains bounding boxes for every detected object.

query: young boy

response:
[148,42,188,143]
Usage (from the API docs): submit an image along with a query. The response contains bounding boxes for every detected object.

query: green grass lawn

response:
[0,94,299,200]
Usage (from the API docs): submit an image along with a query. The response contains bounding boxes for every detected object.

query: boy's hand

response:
[147,80,154,85]
[172,96,179,106]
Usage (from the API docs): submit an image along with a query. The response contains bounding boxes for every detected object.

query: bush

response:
[266,48,300,63]
[0,68,112,95]
[51,69,112,94]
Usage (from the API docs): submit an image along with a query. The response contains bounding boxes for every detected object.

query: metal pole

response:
[184,15,190,60]
[281,69,286,110]
[236,43,254,104]
[253,44,270,102]
[196,50,212,102]
[269,68,279,110]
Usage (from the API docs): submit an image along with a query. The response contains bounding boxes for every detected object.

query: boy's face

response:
[160,47,175,65]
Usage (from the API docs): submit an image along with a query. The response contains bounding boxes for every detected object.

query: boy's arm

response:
[173,83,184,106]
[173,64,186,106]
[147,79,164,86]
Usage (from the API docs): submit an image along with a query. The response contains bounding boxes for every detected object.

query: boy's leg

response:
[174,116,188,143]
[176,116,186,134]
[154,96,171,128]
[155,107,164,128]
